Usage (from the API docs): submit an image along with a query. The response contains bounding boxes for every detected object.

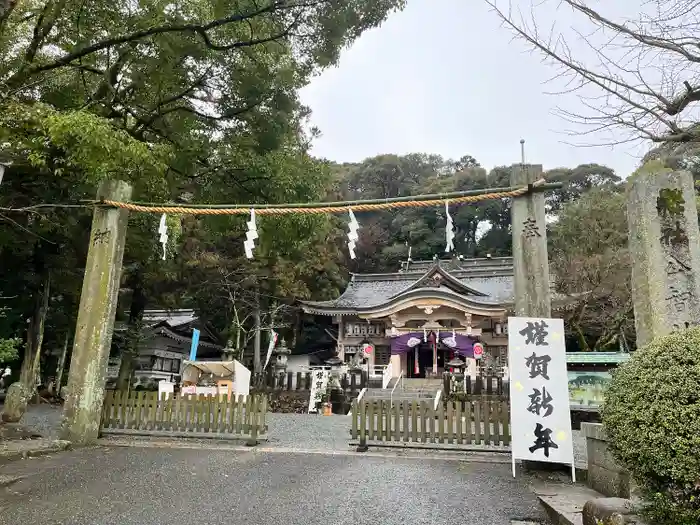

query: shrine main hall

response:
[300,256,536,379]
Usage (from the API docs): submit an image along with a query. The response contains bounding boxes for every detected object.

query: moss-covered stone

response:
[1,382,31,423]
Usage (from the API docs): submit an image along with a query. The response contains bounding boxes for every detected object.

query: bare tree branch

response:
[484,0,700,145]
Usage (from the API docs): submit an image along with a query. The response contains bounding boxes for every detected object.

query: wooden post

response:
[246,395,259,446]
[61,180,132,445]
[356,401,368,452]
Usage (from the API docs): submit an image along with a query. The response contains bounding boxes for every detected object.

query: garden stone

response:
[1,382,31,423]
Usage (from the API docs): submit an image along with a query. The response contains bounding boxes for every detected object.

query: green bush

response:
[601,328,700,525]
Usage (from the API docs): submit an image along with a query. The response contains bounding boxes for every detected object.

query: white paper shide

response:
[508,317,574,470]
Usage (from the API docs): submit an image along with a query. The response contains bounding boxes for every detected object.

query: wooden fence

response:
[101,391,268,443]
[258,370,367,394]
[350,398,511,451]
[442,373,509,397]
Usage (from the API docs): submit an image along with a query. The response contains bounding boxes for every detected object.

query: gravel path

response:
[11,404,588,466]
[0,446,545,525]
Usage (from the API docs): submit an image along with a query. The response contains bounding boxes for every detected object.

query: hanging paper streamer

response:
[414,347,419,375]
[244,208,258,259]
[263,329,278,371]
[423,328,427,343]
[347,209,360,259]
[158,214,168,260]
[445,201,455,253]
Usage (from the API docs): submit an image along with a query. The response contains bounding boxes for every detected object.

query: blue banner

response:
[189,328,200,361]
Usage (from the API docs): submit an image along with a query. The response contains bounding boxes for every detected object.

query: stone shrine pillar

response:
[626,170,700,348]
[511,164,552,317]
[61,180,132,445]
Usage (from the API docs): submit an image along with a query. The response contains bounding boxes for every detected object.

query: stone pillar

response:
[626,170,700,348]
[61,180,132,445]
[510,164,551,317]
[581,423,630,498]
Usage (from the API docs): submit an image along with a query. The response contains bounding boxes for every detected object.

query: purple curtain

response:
[390,331,476,357]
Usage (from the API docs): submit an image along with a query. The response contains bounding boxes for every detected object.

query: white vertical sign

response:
[308,369,329,414]
[508,317,575,479]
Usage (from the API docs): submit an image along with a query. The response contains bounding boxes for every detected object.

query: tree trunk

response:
[253,290,261,376]
[2,270,50,421]
[19,271,51,391]
[116,282,146,390]
[54,331,70,396]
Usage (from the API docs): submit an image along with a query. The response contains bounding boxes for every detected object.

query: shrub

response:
[601,328,700,525]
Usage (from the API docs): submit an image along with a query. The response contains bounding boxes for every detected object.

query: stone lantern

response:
[447,356,466,371]
[325,355,343,368]
[273,338,291,372]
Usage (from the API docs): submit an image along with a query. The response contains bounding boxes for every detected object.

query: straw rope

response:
[102,178,545,216]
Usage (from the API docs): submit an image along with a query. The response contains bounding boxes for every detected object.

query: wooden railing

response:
[101,391,267,444]
[443,373,509,397]
[258,370,367,393]
[350,398,511,449]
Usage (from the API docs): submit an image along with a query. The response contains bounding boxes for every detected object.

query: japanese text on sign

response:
[508,317,574,466]
[307,369,329,414]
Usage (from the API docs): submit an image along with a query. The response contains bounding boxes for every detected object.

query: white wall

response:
[285,355,311,374]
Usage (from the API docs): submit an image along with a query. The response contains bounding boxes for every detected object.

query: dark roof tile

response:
[302,257,515,311]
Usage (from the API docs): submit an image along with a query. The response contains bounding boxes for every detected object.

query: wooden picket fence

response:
[442,373,509,397]
[100,391,268,443]
[258,370,367,394]
[350,398,511,451]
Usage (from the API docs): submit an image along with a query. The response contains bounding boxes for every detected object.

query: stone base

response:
[581,423,630,498]
[582,498,647,525]
[588,463,631,499]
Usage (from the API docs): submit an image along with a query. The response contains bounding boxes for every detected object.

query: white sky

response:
[300,0,650,178]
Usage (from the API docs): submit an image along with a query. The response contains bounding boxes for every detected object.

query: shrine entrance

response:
[406,344,434,378]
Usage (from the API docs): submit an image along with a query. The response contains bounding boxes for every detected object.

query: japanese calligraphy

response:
[527,387,553,417]
[525,352,551,380]
[92,229,111,246]
[660,220,689,248]
[508,317,574,471]
[522,217,541,238]
[519,321,549,346]
[528,423,559,458]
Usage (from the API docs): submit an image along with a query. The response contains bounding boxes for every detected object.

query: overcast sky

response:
[300,0,649,178]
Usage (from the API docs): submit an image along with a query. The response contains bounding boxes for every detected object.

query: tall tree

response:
[549,186,634,351]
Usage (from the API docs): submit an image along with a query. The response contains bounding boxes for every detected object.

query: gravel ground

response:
[10,404,588,466]
[0,446,545,525]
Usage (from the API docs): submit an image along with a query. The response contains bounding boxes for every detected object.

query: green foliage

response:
[549,186,633,351]
[0,0,405,365]
[0,337,20,363]
[0,100,169,193]
[602,329,700,524]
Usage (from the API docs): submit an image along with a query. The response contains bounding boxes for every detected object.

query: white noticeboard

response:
[308,369,329,414]
[507,317,575,481]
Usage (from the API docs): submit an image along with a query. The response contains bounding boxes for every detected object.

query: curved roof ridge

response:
[386,263,489,299]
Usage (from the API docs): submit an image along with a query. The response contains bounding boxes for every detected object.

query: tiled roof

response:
[566,352,631,364]
[142,309,197,326]
[301,257,516,313]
